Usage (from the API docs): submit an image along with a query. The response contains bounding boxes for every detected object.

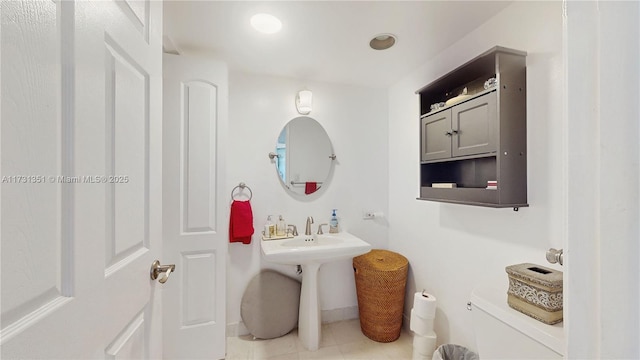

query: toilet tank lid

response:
[471,283,564,356]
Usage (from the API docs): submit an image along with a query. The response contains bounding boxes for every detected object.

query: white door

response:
[1,1,164,358]
[162,54,228,359]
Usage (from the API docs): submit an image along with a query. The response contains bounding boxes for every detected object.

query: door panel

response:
[181,251,217,326]
[421,111,452,161]
[1,0,72,337]
[1,1,163,358]
[183,81,218,233]
[451,92,497,157]
[1,2,80,356]
[114,0,150,42]
[104,37,150,269]
[163,54,228,360]
[105,310,147,359]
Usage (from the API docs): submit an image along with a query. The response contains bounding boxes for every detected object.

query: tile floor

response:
[226,319,414,360]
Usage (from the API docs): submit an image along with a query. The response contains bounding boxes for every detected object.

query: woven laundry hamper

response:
[353,249,408,342]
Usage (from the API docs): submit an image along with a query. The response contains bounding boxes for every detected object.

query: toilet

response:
[470,283,564,359]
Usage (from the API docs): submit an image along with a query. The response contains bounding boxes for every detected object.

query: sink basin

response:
[261,232,371,265]
[261,232,371,351]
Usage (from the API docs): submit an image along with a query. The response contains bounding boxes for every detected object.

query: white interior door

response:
[162,54,228,359]
[1,1,163,358]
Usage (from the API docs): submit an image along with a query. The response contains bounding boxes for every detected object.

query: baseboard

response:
[321,306,359,324]
[226,321,250,337]
[226,306,360,337]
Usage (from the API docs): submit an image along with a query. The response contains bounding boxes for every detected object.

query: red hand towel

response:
[229,200,254,244]
[305,182,317,195]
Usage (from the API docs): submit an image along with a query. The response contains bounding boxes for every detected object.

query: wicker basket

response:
[353,249,408,342]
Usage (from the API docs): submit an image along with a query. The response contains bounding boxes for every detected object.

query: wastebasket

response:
[432,344,479,360]
[353,249,408,342]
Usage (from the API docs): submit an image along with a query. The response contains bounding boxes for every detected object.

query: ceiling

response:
[163,1,512,88]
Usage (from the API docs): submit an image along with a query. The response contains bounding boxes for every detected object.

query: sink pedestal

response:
[298,263,321,351]
[260,232,372,351]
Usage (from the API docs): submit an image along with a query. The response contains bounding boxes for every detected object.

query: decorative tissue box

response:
[505,263,563,325]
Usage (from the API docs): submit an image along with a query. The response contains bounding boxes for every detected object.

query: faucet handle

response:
[287,224,298,236]
[317,224,328,235]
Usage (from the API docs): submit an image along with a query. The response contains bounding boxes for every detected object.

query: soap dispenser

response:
[329,209,339,233]
[276,215,286,237]
[264,215,275,239]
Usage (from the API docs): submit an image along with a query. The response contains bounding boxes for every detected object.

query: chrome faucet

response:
[287,224,298,236]
[305,216,314,235]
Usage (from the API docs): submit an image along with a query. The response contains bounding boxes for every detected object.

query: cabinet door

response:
[421,110,452,161]
[451,92,497,157]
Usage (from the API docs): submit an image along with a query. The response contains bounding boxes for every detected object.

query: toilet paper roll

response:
[410,308,435,336]
[413,292,437,319]
[413,331,437,356]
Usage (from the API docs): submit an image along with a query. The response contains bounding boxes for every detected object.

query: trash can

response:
[353,249,408,342]
[432,344,479,360]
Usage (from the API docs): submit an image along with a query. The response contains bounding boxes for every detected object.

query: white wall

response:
[226,72,389,330]
[387,1,564,350]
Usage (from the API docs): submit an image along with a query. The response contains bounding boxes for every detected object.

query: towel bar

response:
[231,182,252,201]
[290,181,323,186]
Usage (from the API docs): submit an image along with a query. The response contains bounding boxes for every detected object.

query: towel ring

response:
[231,182,252,201]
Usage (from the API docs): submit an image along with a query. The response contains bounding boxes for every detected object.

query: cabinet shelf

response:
[416,46,528,209]
[418,187,527,209]
[420,152,496,165]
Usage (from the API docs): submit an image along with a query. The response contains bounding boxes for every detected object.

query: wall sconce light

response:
[296,90,312,115]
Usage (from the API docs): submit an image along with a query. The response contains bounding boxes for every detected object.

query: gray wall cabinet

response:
[416,46,528,209]
[422,92,498,162]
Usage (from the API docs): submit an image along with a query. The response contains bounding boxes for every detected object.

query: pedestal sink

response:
[261,232,371,351]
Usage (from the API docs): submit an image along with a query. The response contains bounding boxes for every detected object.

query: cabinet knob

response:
[452,129,459,134]
[445,131,453,136]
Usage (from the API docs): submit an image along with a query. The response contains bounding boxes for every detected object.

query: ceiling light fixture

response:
[250,13,282,34]
[369,33,396,50]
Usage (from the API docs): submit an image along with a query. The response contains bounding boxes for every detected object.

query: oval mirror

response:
[273,117,335,196]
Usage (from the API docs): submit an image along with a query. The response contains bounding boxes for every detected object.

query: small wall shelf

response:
[416,46,528,209]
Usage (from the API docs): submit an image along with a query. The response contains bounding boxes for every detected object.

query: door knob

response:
[546,248,563,266]
[150,260,176,284]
